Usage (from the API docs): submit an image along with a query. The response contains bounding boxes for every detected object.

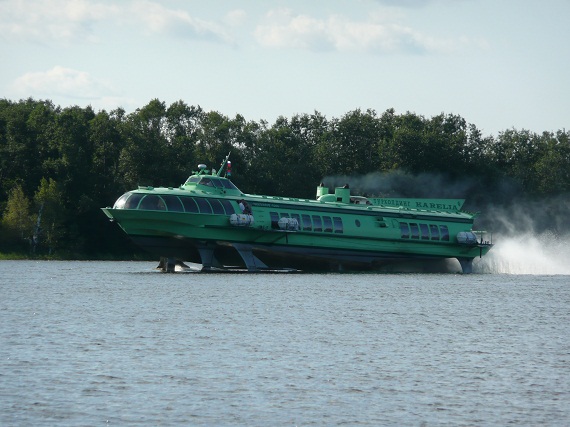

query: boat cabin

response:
[182,163,243,196]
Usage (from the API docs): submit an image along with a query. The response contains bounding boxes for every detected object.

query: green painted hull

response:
[102,181,492,272]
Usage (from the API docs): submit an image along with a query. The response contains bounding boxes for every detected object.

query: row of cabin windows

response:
[270,212,344,234]
[116,193,235,216]
[400,222,450,241]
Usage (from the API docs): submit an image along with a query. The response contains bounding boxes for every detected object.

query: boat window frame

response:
[270,212,280,229]
[410,223,420,239]
[195,198,213,214]
[419,224,430,240]
[114,192,132,209]
[161,195,184,212]
[400,222,410,239]
[333,217,343,234]
[124,193,144,209]
[312,215,323,232]
[221,180,239,191]
[139,195,167,211]
[209,198,225,214]
[220,199,235,215]
[291,213,301,227]
[181,196,199,213]
[440,225,450,241]
[430,224,440,240]
[323,216,333,233]
[211,179,224,189]
[199,177,214,187]
[302,214,312,231]
[185,176,200,185]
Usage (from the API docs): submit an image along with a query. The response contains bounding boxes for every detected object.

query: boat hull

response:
[102,207,490,272]
[128,234,482,272]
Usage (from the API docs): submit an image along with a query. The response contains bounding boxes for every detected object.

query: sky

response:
[1,0,569,136]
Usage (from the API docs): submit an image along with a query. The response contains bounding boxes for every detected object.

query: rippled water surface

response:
[1,261,569,426]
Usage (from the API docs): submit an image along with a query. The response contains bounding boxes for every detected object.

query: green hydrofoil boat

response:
[102,154,493,273]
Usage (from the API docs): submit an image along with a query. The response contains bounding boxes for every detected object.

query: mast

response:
[216,152,231,177]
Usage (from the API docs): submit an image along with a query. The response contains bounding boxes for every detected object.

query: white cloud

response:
[0,0,118,42]
[129,1,230,43]
[0,0,231,44]
[372,0,433,8]
[224,9,247,27]
[254,8,475,54]
[254,9,329,51]
[12,66,115,99]
[328,14,423,53]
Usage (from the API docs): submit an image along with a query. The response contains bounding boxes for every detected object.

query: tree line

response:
[1,97,569,257]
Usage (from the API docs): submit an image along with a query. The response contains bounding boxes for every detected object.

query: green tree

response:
[463,123,496,173]
[195,110,237,166]
[163,101,202,184]
[288,111,331,180]
[2,184,33,250]
[318,109,380,176]
[49,105,96,208]
[240,114,324,198]
[33,178,65,255]
[491,129,546,194]
[119,99,169,188]
[0,99,57,201]
[390,112,426,173]
[238,117,284,195]
[228,115,264,192]
[534,130,570,194]
[376,108,398,171]
[89,108,126,204]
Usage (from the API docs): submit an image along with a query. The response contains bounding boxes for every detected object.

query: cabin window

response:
[355,219,361,227]
[185,176,200,185]
[181,197,199,213]
[211,179,224,189]
[124,193,144,209]
[420,224,430,240]
[114,193,131,209]
[221,180,239,190]
[430,224,440,240]
[302,214,312,231]
[270,212,280,229]
[400,222,410,239]
[312,216,323,232]
[410,223,420,239]
[139,195,166,211]
[220,199,235,215]
[199,178,214,187]
[333,217,343,234]
[440,225,450,241]
[195,198,213,214]
[209,199,225,214]
[323,216,333,232]
[162,195,184,212]
[280,213,290,218]
[291,214,301,226]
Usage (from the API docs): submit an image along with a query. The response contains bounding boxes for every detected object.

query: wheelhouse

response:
[183,175,241,193]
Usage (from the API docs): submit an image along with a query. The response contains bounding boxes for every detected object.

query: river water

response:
[1,257,569,426]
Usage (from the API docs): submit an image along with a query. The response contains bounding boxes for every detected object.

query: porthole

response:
[355,219,361,227]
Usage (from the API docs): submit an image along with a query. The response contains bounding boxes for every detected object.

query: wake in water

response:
[475,232,570,274]
[322,171,570,275]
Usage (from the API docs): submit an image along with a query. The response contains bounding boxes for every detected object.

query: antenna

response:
[216,152,231,177]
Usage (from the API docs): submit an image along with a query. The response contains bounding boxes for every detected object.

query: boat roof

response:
[122,153,475,219]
